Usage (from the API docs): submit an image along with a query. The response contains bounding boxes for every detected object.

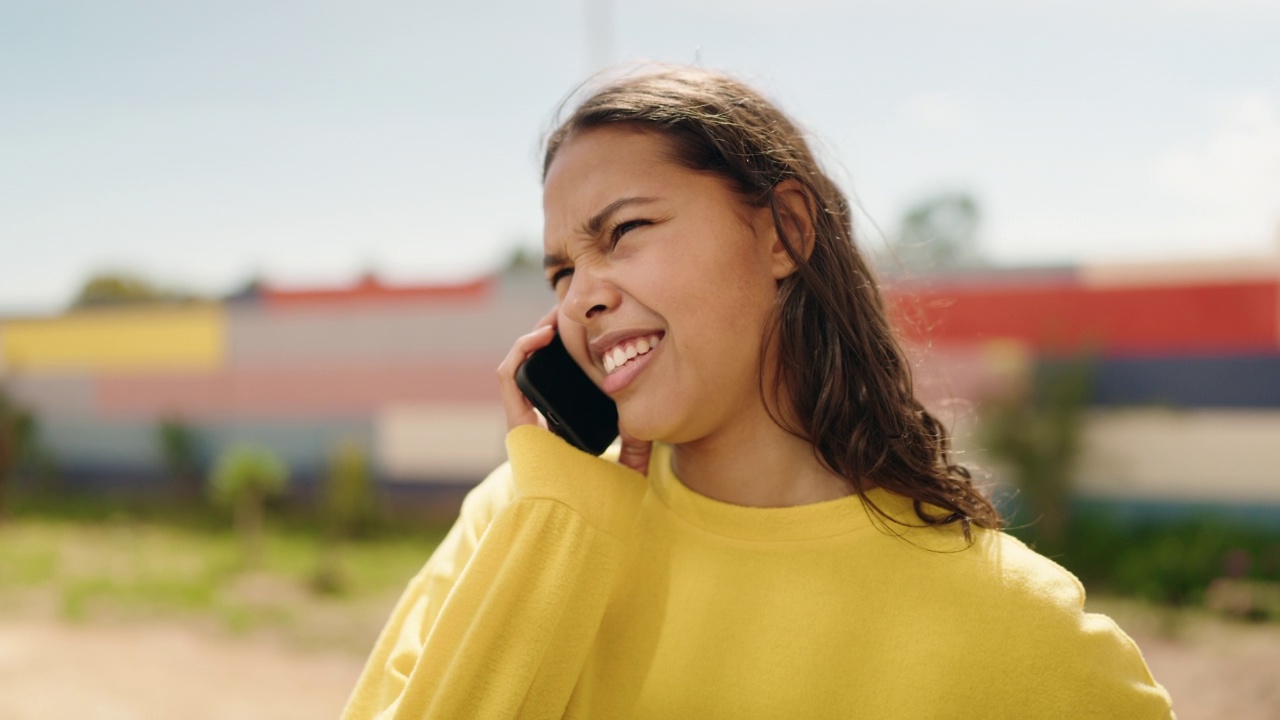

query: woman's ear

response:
[767,179,817,280]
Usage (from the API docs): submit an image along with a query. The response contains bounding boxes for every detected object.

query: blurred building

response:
[1,257,1277,519]
[0,271,548,501]
[889,255,1280,523]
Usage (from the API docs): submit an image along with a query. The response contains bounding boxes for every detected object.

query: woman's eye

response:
[548,267,573,290]
[610,219,649,245]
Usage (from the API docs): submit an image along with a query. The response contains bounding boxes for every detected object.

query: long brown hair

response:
[544,66,1001,535]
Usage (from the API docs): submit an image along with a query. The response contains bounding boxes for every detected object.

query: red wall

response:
[886,278,1280,356]
[261,275,494,307]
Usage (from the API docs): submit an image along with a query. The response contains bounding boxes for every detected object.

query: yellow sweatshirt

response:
[343,426,1175,719]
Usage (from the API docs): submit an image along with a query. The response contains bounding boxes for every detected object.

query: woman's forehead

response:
[543,129,680,226]
[546,127,675,188]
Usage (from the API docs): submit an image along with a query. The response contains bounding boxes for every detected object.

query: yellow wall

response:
[1,305,224,372]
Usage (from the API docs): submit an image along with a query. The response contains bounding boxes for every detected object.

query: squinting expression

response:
[542,126,792,444]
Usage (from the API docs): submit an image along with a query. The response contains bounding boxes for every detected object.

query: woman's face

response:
[542,126,791,444]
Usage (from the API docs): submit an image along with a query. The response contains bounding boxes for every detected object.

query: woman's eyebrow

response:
[544,196,662,269]
[542,252,567,271]
[578,196,658,237]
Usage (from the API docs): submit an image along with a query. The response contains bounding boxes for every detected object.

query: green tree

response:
[70,272,202,309]
[223,275,264,303]
[312,438,379,594]
[158,416,204,504]
[885,192,984,274]
[980,358,1093,553]
[209,445,289,566]
[503,244,540,273]
[0,387,36,521]
[320,438,377,540]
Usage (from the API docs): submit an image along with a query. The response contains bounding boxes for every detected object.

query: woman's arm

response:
[340,461,515,719]
[341,426,648,720]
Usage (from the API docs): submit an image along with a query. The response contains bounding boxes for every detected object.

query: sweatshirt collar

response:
[646,442,919,542]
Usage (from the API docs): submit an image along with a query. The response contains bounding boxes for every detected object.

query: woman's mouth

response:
[599,332,664,395]
[602,333,663,375]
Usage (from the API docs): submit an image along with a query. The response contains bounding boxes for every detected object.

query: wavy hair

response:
[543,66,1000,536]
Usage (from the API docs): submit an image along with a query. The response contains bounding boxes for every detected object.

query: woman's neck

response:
[669,413,852,508]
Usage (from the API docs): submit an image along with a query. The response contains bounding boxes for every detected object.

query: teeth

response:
[602,334,664,375]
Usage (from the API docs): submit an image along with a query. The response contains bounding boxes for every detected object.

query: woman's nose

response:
[561,265,620,324]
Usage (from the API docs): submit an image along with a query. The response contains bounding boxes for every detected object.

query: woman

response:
[343,67,1174,719]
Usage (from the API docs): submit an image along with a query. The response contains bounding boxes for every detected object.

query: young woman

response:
[343,67,1174,719]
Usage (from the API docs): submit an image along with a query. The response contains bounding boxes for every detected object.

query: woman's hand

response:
[617,431,651,475]
[497,308,652,475]
[497,309,558,432]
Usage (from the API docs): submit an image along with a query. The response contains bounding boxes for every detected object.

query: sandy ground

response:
[1,612,1277,719]
[0,620,365,720]
[1135,619,1280,719]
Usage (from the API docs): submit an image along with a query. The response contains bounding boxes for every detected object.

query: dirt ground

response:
[1,609,1277,719]
[1124,615,1280,719]
[0,619,364,720]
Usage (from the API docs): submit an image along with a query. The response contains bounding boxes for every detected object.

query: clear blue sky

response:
[2,0,1277,312]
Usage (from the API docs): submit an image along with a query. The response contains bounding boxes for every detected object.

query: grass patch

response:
[0,513,446,653]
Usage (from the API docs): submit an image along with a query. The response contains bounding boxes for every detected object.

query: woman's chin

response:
[616,412,670,445]
[616,423,656,444]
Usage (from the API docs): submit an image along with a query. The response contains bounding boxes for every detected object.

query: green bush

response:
[320,438,378,540]
[158,416,204,504]
[311,438,384,595]
[980,358,1093,553]
[1037,508,1280,610]
[209,445,289,566]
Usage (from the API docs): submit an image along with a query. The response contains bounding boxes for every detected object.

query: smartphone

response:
[515,331,619,455]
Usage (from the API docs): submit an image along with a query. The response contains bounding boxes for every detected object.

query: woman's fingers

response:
[498,309,648,477]
[497,321,556,431]
[617,431,652,475]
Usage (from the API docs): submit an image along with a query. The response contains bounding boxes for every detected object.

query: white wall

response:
[1077,408,1280,503]
[376,404,508,483]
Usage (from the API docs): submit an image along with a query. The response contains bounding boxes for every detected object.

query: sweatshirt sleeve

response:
[340,454,515,719]
[976,537,1177,719]
[342,425,647,720]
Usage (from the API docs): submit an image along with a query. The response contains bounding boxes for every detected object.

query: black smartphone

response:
[515,331,619,455]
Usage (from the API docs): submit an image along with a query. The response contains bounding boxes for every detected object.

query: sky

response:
[2,0,1278,313]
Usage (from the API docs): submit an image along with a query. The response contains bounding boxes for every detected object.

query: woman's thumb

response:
[617,432,652,474]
